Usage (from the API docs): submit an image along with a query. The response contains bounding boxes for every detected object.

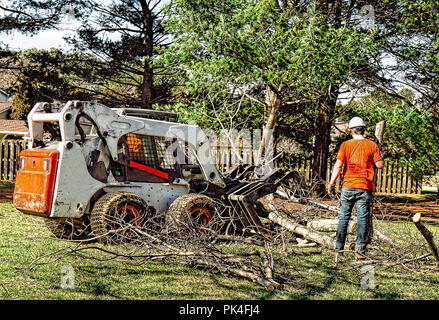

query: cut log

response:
[268,210,336,250]
[307,218,357,233]
[412,212,439,265]
[305,199,340,213]
[374,229,393,244]
[295,238,318,247]
[295,242,318,248]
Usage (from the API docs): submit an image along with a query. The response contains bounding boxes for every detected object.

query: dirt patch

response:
[0,188,13,200]
[375,201,439,222]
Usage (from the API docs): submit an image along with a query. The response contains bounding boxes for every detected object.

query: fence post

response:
[3,141,9,181]
[9,141,14,181]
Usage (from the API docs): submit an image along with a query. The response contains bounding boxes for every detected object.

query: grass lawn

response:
[376,192,437,203]
[1,200,439,300]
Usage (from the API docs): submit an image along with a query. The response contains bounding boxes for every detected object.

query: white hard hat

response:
[349,117,365,128]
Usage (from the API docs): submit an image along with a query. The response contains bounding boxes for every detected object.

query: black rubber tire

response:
[45,219,91,241]
[166,193,222,237]
[90,192,150,244]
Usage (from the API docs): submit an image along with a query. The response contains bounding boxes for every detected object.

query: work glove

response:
[326,184,335,198]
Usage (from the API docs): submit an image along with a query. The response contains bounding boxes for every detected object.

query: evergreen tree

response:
[1,1,172,108]
[10,77,47,120]
[163,0,379,195]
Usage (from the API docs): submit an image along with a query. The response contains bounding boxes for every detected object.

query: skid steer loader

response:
[13,101,299,243]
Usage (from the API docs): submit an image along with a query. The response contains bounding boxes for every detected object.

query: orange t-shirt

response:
[336,138,383,191]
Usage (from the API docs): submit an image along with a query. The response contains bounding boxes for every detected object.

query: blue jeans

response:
[336,188,372,254]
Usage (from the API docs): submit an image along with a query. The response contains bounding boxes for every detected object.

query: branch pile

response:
[28,188,439,292]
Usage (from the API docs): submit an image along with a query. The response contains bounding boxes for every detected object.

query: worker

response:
[327,117,384,261]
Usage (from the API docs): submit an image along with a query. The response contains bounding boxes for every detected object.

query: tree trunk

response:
[257,85,282,165]
[139,0,154,109]
[141,61,153,109]
[412,212,439,265]
[312,98,336,197]
[311,3,342,196]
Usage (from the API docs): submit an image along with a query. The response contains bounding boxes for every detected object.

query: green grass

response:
[376,192,437,203]
[1,201,439,300]
[0,183,14,190]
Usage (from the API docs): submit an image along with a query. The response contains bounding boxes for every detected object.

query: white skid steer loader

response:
[13,101,299,243]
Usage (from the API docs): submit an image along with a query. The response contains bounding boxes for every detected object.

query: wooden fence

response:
[214,146,422,195]
[374,160,422,194]
[0,140,422,194]
[0,140,28,182]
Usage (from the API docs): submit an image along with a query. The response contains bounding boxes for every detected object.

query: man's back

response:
[337,138,382,191]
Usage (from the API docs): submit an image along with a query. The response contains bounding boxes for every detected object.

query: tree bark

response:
[312,98,336,197]
[412,212,439,265]
[141,60,154,109]
[139,0,154,109]
[257,85,282,164]
[307,218,356,234]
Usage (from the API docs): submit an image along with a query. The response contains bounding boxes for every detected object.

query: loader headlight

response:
[19,157,25,170]
[43,158,50,172]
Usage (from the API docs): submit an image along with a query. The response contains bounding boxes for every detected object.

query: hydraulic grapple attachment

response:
[221,165,302,238]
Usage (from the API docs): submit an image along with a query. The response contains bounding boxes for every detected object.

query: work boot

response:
[335,251,345,265]
[355,252,368,261]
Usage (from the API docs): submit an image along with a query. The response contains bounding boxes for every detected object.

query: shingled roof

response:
[0,120,29,135]
[0,101,11,113]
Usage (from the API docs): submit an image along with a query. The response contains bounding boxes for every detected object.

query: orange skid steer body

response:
[13,149,59,216]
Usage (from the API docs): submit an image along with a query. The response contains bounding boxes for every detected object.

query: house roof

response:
[0,102,11,113]
[0,120,29,135]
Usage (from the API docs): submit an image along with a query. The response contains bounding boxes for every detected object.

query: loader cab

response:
[100,132,203,184]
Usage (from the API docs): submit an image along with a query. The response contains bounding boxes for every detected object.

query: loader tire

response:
[45,219,91,241]
[166,193,222,237]
[90,192,151,244]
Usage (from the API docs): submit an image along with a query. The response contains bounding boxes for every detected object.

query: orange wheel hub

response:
[112,204,141,236]
[190,207,212,235]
